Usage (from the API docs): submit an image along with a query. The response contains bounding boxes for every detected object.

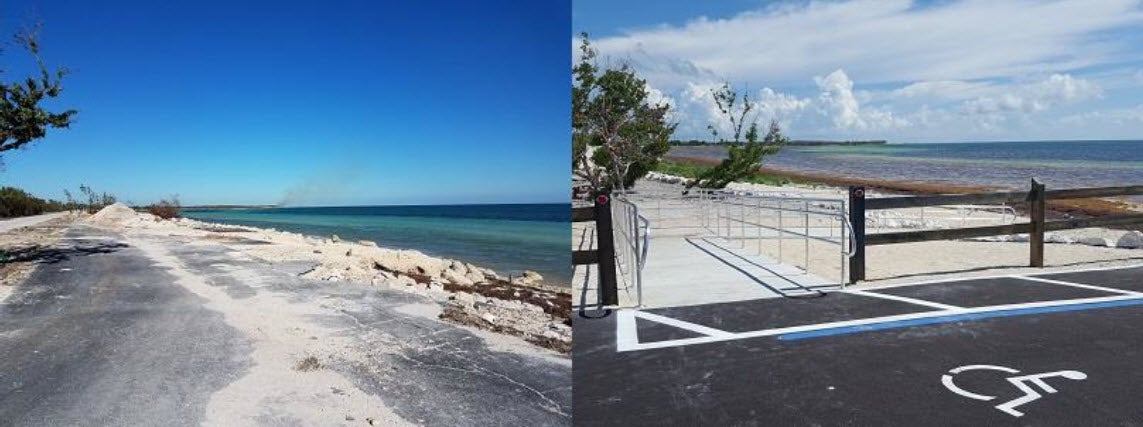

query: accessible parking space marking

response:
[841,288,964,310]
[1015,275,1143,296]
[618,294,1143,351]
[616,266,1143,352]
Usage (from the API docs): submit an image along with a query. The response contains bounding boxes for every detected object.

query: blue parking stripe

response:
[778,298,1143,341]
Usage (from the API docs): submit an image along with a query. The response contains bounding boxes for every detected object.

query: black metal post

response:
[1029,178,1046,267]
[593,189,618,305]
[848,186,866,283]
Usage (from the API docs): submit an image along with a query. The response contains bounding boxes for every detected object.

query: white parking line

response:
[618,294,1143,352]
[857,264,1143,292]
[842,289,964,310]
[615,264,1143,352]
[1014,275,1143,296]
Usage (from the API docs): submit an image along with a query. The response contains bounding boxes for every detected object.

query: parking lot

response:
[574,265,1143,426]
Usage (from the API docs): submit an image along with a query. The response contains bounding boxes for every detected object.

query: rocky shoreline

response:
[87,204,572,352]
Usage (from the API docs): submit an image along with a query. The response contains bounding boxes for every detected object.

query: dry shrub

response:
[148,196,181,220]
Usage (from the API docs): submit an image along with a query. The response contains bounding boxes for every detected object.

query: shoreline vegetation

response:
[670,139,887,146]
[77,204,572,352]
[660,156,1143,220]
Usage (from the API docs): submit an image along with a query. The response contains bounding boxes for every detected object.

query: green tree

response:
[689,83,788,189]
[1,25,76,160]
[572,33,675,191]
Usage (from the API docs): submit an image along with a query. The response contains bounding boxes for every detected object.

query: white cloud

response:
[660,69,910,138]
[889,80,994,101]
[962,74,1101,114]
[813,69,907,130]
[592,0,1143,88]
[582,0,1143,141]
[756,87,811,119]
[1062,105,1143,125]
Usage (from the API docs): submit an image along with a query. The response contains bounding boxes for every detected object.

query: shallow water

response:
[670,140,1143,191]
[184,204,571,287]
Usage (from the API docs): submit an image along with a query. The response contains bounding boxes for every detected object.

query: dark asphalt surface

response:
[574,266,1143,426]
[0,228,251,426]
[0,225,571,426]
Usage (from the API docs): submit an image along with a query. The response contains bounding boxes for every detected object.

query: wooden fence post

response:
[1029,178,1046,267]
[848,186,866,283]
[593,189,618,305]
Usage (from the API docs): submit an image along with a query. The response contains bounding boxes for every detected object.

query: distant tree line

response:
[0,184,116,218]
[0,187,64,217]
[669,139,887,146]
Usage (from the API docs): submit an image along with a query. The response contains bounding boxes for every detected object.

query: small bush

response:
[293,356,322,372]
[148,196,181,220]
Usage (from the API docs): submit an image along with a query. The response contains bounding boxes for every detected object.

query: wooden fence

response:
[848,179,1143,283]
[572,190,618,305]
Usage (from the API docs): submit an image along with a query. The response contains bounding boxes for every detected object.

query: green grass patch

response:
[654,160,805,187]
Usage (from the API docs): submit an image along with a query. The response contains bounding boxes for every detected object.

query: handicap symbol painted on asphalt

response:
[941,365,1087,417]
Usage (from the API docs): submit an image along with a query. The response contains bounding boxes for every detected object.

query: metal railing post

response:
[740,196,746,248]
[839,203,846,288]
[848,186,866,283]
[777,199,784,263]
[804,199,810,273]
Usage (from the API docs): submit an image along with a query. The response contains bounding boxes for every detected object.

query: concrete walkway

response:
[573,228,837,309]
[639,236,835,308]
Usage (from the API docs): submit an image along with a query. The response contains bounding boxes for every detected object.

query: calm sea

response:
[183,204,571,287]
[669,140,1143,191]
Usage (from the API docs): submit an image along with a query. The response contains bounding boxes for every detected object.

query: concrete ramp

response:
[638,236,837,308]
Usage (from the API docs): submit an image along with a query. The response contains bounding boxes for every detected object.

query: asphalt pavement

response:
[574,265,1143,426]
[0,225,570,426]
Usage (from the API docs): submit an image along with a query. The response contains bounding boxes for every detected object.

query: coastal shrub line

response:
[147,196,182,220]
[654,159,807,187]
[0,187,64,218]
[0,184,118,218]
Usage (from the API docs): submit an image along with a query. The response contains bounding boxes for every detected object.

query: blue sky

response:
[574,0,1143,143]
[0,0,569,206]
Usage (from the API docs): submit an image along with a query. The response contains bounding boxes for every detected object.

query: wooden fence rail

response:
[571,191,618,305]
[849,179,1143,283]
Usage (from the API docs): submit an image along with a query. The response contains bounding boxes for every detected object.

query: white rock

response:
[481,313,498,323]
[1077,236,1113,247]
[1116,231,1143,249]
[442,270,474,286]
[521,270,543,283]
[451,292,476,306]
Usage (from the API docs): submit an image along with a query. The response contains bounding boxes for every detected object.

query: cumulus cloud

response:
[962,74,1101,114]
[659,69,912,138]
[591,0,1143,88]
[889,80,994,101]
[582,0,1143,141]
[1062,105,1143,125]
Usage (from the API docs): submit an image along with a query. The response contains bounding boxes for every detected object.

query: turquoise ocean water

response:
[183,204,571,287]
[669,140,1143,192]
